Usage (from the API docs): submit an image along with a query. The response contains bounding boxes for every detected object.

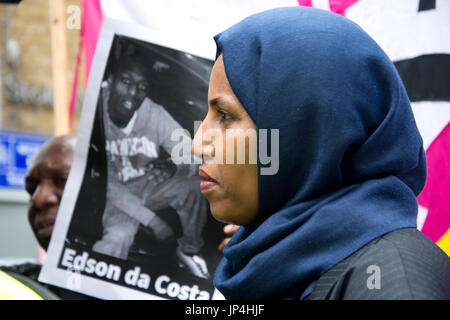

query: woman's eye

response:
[218,110,233,122]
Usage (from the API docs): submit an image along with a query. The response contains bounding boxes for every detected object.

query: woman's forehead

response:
[209,56,233,96]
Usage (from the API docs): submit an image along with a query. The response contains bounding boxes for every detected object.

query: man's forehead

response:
[28,136,75,172]
[117,59,150,79]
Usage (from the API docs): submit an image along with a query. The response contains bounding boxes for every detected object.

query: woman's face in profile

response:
[192,55,259,225]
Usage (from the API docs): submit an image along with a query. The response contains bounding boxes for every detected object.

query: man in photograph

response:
[92,41,210,279]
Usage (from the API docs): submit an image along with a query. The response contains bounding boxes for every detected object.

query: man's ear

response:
[106,73,114,86]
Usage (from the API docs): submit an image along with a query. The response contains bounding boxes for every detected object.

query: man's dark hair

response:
[107,36,154,80]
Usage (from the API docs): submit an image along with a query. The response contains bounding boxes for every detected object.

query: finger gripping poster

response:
[39,19,225,300]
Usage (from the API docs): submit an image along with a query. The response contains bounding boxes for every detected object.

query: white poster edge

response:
[39,18,223,300]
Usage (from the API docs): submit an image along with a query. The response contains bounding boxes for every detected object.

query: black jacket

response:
[308,228,450,300]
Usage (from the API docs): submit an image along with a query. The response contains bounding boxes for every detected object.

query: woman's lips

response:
[200,180,218,191]
[199,169,219,192]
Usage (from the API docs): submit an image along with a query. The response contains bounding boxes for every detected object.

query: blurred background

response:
[0,0,448,267]
[0,0,83,265]
[0,0,83,135]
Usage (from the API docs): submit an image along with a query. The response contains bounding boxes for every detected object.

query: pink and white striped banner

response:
[77,0,450,255]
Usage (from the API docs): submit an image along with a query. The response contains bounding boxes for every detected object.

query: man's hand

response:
[146,158,177,182]
[147,214,174,242]
[218,224,239,252]
[129,156,177,177]
[129,154,154,169]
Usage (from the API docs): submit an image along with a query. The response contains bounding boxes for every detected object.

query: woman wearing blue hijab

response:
[192,7,450,299]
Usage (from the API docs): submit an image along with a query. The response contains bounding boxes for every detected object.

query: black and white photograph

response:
[38,19,225,300]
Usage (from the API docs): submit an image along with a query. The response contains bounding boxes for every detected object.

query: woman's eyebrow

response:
[209,97,230,110]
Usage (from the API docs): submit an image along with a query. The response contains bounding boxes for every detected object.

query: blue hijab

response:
[213,7,426,300]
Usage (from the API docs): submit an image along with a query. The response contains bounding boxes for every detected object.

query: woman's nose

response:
[192,121,215,163]
[192,122,204,160]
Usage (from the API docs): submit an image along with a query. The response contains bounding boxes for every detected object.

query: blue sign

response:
[0,131,50,189]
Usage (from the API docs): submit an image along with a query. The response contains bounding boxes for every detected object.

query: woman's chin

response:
[210,205,236,225]
[211,210,231,224]
[207,195,258,225]
[210,207,255,226]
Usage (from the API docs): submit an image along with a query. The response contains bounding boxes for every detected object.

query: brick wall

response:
[0,0,83,136]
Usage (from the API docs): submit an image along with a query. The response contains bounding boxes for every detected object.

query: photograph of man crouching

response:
[92,37,212,280]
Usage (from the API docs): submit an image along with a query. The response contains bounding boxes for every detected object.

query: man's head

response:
[107,43,151,128]
[25,134,76,250]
